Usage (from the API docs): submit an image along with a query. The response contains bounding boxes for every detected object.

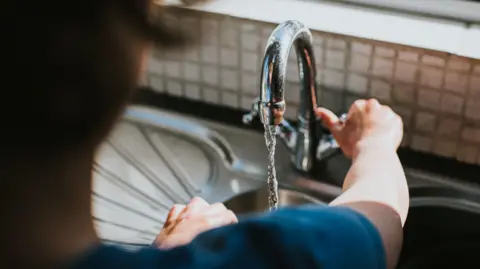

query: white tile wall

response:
[146,9,480,165]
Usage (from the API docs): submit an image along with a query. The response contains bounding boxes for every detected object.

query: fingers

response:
[205,202,227,216]
[157,199,239,249]
[181,197,209,218]
[382,105,397,119]
[170,204,186,220]
[166,199,238,227]
[350,99,367,114]
[223,209,239,224]
[366,98,380,112]
[163,204,186,228]
[315,107,342,134]
[198,209,238,229]
[205,203,239,225]
[189,202,238,228]
[316,99,369,134]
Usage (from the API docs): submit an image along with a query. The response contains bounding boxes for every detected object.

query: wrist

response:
[353,138,398,160]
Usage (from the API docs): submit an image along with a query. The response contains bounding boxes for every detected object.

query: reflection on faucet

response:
[243,20,345,174]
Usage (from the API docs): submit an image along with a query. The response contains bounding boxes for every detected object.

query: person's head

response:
[2,1,192,158]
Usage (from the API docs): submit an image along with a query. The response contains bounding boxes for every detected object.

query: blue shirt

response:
[71,206,385,269]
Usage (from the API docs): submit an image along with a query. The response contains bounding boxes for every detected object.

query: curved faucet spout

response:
[259,20,321,172]
[243,20,344,175]
[258,20,318,127]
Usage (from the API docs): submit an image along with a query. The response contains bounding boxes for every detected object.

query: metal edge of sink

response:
[271,165,480,215]
[123,105,265,178]
[406,168,480,214]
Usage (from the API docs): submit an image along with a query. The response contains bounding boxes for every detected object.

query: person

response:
[1,1,409,268]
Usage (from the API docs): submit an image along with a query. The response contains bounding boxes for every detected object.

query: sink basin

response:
[398,204,480,268]
[224,187,326,216]
[92,105,266,245]
[398,179,480,268]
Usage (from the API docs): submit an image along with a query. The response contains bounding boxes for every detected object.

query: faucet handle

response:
[338,113,348,124]
[242,97,260,124]
[316,134,340,160]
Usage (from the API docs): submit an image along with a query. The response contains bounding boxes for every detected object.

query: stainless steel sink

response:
[92,105,267,245]
[396,171,480,268]
[92,105,343,246]
[399,196,480,268]
[91,104,480,265]
[224,187,326,216]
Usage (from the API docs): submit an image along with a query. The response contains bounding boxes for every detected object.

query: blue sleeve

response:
[150,205,386,269]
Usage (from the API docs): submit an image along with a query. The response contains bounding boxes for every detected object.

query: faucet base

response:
[296,152,351,187]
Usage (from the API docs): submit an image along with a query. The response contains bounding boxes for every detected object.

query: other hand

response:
[153,197,238,249]
[315,99,403,158]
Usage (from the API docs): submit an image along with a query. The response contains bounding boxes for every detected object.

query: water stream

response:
[263,124,279,211]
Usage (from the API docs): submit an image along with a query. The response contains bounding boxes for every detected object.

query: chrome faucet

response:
[243,20,344,174]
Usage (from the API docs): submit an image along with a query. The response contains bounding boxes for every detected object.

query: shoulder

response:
[192,206,386,269]
[71,206,386,269]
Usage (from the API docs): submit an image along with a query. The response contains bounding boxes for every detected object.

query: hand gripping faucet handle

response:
[315,112,348,160]
[242,97,260,124]
[338,113,348,124]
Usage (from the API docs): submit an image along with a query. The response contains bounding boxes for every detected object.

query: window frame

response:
[329,0,480,23]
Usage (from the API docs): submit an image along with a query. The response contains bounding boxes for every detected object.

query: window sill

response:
[176,0,480,59]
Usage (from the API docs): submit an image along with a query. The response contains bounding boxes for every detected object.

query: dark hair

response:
[1,1,192,155]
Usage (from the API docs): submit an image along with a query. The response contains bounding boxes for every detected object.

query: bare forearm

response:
[330,148,409,226]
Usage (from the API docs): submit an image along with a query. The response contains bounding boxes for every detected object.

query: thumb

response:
[315,107,342,135]
[163,204,186,228]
